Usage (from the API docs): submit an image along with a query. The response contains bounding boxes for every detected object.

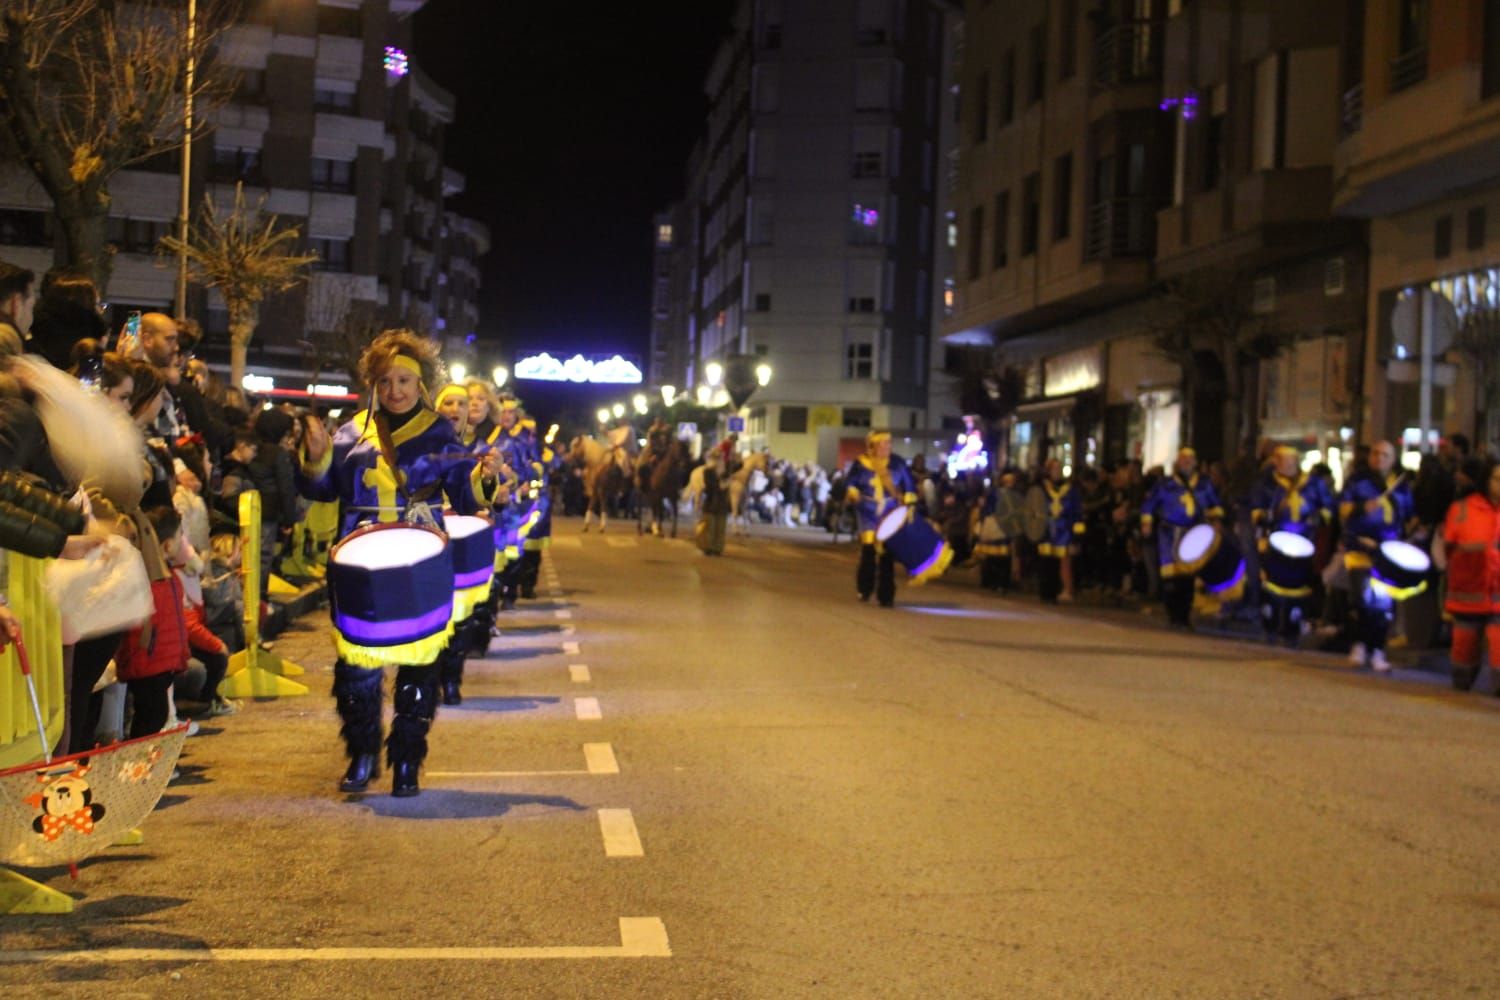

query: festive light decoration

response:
[513,352,644,384]
[383,46,410,77]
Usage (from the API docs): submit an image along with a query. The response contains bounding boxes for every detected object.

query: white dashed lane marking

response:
[570,664,591,684]
[574,697,602,721]
[598,809,644,857]
[563,641,580,655]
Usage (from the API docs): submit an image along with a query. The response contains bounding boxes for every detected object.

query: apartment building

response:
[948,0,1364,474]
[1335,0,1500,455]
[0,0,486,398]
[653,0,960,466]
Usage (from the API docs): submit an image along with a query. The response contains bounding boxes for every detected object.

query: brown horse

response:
[637,437,692,537]
[569,435,632,533]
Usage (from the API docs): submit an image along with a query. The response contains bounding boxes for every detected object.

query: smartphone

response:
[123,311,141,340]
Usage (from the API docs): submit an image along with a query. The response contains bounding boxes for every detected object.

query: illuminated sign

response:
[307,383,351,397]
[242,374,275,392]
[383,46,410,77]
[513,352,644,385]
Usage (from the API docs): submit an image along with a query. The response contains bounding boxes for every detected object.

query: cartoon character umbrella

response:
[0,633,186,875]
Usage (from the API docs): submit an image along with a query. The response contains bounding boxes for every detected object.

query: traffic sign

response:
[727,416,745,433]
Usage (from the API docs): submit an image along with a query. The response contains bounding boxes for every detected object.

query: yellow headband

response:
[500,399,520,411]
[435,384,467,408]
[867,431,891,445]
[1178,447,1197,458]
[388,354,423,378]
[1273,445,1298,459]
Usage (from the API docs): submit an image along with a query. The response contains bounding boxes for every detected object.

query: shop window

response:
[843,407,873,428]
[779,406,809,433]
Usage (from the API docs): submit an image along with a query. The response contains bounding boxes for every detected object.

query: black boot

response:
[389,666,437,797]
[333,663,383,793]
[520,550,541,599]
[438,638,465,706]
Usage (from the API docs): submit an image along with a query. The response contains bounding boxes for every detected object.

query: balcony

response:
[1083,198,1155,261]
[1092,21,1161,89]
[1339,84,1364,137]
[1389,45,1428,94]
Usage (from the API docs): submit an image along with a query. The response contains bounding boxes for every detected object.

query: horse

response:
[684,451,771,538]
[569,434,633,533]
[636,437,692,538]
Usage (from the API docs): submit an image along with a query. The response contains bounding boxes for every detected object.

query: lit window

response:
[852,204,881,227]
[657,223,673,246]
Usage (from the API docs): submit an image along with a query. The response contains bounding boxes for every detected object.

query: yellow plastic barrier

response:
[280,500,338,580]
[0,553,64,770]
[221,491,309,699]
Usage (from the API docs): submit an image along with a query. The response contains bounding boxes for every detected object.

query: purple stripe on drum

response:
[1204,560,1246,596]
[334,603,452,644]
[454,567,492,589]
[911,546,947,580]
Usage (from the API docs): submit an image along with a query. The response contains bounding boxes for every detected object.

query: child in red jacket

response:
[116,506,192,739]
[167,529,237,717]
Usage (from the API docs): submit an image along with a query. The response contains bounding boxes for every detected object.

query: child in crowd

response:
[115,506,192,739]
[166,517,239,718]
[203,527,246,657]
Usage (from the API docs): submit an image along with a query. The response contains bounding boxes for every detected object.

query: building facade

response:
[0,0,487,399]
[653,0,960,466]
[947,0,1366,479]
[1335,0,1500,457]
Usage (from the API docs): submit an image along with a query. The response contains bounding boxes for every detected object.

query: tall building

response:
[654,0,959,466]
[0,0,487,400]
[947,0,1364,475]
[1336,0,1500,454]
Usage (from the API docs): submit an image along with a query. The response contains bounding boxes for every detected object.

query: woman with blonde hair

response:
[298,330,505,797]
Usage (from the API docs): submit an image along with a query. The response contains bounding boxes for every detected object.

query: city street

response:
[5,519,1500,998]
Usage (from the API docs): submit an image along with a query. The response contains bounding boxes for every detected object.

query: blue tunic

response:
[1249,470,1334,539]
[844,454,917,544]
[1140,471,1223,573]
[1037,480,1084,556]
[1338,468,1413,569]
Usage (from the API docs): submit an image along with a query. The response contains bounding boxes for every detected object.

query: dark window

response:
[107,218,170,255]
[1467,205,1487,250]
[853,150,884,178]
[1059,0,1077,79]
[998,50,1016,126]
[1435,215,1453,259]
[310,237,352,272]
[210,146,261,183]
[1202,113,1225,190]
[310,158,355,193]
[237,68,266,102]
[779,406,809,433]
[992,191,1010,270]
[973,71,990,143]
[1053,154,1073,241]
[0,209,51,247]
[1021,173,1040,255]
[967,205,984,280]
[755,292,773,311]
[843,406,873,426]
[762,23,783,49]
[315,6,361,36]
[314,87,356,112]
[848,296,877,313]
[1028,21,1047,104]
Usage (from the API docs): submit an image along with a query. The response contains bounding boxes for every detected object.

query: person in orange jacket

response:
[1442,457,1500,691]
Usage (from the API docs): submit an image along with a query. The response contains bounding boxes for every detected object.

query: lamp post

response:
[661,384,677,407]
[173,0,198,319]
[492,365,508,388]
[450,362,468,382]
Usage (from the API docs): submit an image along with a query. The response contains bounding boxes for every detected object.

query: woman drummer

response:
[298,333,504,797]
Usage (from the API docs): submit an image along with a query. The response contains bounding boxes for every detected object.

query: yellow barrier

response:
[222,491,309,699]
[280,500,338,580]
[0,554,64,770]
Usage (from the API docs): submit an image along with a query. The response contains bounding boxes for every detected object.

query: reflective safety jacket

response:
[1443,493,1500,616]
[845,454,917,544]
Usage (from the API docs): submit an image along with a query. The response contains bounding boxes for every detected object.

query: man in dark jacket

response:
[248,408,298,587]
[0,260,36,356]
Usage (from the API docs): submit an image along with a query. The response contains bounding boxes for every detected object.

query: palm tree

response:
[160,183,318,390]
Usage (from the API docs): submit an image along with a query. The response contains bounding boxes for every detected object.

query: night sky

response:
[411,0,736,364]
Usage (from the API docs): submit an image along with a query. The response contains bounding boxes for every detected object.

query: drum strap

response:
[372,411,441,507]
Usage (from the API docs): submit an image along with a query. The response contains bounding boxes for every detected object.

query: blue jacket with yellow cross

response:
[1338,467,1413,570]
[845,453,917,545]
[1036,479,1085,556]
[296,406,496,540]
[1140,471,1223,572]
[1249,469,1334,540]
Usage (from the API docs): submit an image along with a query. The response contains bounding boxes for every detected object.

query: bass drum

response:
[1175,523,1246,596]
[328,522,453,668]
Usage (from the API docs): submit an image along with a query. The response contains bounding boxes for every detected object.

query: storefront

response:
[1259,332,1356,488]
[1006,345,1104,475]
[1104,335,1182,470]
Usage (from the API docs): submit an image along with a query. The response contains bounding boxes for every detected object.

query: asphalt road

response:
[6,518,1500,998]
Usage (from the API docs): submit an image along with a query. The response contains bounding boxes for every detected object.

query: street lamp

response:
[492,365,508,387]
[632,393,649,416]
[596,408,611,425]
[612,402,625,419]
[661,384,677,407]
[695,385,712,406]
[755,363,773,387]
[705,361,723,387]
[450,362,468,382]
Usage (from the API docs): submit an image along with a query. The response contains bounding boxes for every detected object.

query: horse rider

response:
[710,432,741,476]
[845,430,916,608]
[637,418,672,489]
[1249,445,1333,646]
[1140,447,1224,629]
[1338,440,1415,672]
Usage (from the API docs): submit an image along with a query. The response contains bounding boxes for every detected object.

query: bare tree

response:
[1455,303,1500,448]
[1147,271,1291,462]
[160,182,318,390]
[0,0,232,291]
[302,276,379,393]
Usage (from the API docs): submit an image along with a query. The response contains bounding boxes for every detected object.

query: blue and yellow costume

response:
[296,352,499,797]
[491,409,554,599]
[1030,473,1084,603]
[1338,464,1414,662]
[845,432,916,606]
[1249,452,1334,642]
[1140,454,1223,626]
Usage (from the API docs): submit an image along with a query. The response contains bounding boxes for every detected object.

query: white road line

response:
[0,918,671,962]
[604,537,635,548]
[570,664,591,684]
[563,641,580,655]
[555,609,572,620]
[429,743,618,778]
[598,809,644,858]
[574,697,602,720]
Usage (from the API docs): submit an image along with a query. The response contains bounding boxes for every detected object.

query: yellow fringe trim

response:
[907,543,954,588]
[451,582,492,623]
[335,622,454,669]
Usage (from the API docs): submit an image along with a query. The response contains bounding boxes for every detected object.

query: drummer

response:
[845,430,917,608]
[491,396,547,600]
[1338,440,1414,672]
[298,332,505,797]
[1140,447,1224,628]
[1250,445,1334,645]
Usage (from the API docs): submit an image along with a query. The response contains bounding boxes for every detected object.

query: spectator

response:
[1442,457,1500,691]
[115,505,192,739]
[0,259,35,354]
[248,408,298,585]
[31,270,105,369]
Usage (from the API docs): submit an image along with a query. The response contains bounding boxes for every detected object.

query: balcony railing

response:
[1389,45,1428,93]
[1083,197,1155,262]
[1339,83,1364,136]
[1093,20,1161,89]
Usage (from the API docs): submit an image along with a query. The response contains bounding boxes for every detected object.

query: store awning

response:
[1012,398,1076,424]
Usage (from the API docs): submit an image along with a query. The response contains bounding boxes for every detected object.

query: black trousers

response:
[69,631,122,754]
[980,556,1011,592]
[1261,593,1305,643]
[332,661,439,767]
[1162,575,1194,626]
[126,672,176,740]
[857,544,895,606]
[1350,569,1393,651]
[519,549,542,597]
[1038,556,1063,603]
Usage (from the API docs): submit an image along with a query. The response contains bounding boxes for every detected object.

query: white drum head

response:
[443,514,490,540]
[1268,531,1315,559]
[1176,523,1217,563]
[335,528,445,570]
[876,505,907,541]
[1380,539,1431,573]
